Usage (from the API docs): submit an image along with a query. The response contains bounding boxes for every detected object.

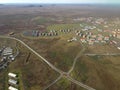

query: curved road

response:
[68,41,85,74]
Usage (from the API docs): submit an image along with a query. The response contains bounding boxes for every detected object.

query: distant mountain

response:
[25,4,43,7]
[0,4,4,6]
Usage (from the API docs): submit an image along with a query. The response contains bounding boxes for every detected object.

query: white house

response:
[8,86,18,90]
[8,73,17,78]
[8,79,18,85]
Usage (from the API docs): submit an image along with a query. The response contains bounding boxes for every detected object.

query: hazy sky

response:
[0,0,120,4]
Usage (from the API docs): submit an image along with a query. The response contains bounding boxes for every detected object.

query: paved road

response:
[0,35,96,90]
[65,75,96,90]
[0,36,65,74]
[43,75,62,90]
[14,47,19,58]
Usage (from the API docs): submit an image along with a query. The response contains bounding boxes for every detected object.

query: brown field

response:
[0,38,59,90]
[47,77,86,90]
[18,35,82,72]
[0,4,120,35]
[71,55,120,90]
[0,4,120,90]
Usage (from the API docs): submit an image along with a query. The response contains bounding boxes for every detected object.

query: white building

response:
[8,86,18,90]
[8,79,18,85]
[2,47,13,56]
[117,47,120,50]
[8,73,17,78]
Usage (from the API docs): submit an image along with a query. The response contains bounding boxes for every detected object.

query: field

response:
[71,55,120,90]
[18,35,82,72]
[0,4,120,90]
[47,77,86,90]
[0,38,59,90]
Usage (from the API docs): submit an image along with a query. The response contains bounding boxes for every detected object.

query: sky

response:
[0,0,120,4]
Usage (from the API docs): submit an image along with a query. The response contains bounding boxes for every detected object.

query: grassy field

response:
[47,77,86,90]
[0,70,7,90]
[71,55,120,90]
[19,33,82,72]
[0,4,120,90]
[47,24,80,31]
[0,38,60,90]
[85,44,120,54]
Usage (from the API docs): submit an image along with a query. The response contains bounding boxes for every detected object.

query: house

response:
[8,79,18,85]
[88,40,94,45]
[91,35,97,38]
[1,57,6,61]
[67,40,72,42]
[117,34,120,39]
[80,38,86,43]
[8,73,17,78]
[117,47,120,50]
[9,32,14,36]
[98,37,103,41]
[71,37,77,41]
[104,36,110,41]
[8,86,18,90]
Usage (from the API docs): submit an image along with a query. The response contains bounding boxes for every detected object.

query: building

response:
[104,36,110,41]
[80,38,86,43]
[8,73,17,78]
[117,34,120,39]
[9,32,14,36]
[8,79,18,85]
[117,47,120,50]
[88,40,94,45]
[2,47,13,56]
[8,86,18,90]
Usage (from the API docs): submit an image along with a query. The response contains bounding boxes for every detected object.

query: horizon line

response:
[1,3,120,5]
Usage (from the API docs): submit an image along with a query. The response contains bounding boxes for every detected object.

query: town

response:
[22,17,120,50]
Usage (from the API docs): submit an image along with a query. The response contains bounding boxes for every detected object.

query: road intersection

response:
[0,35,95,90]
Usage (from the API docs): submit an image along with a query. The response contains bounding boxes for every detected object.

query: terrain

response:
[0,4,120,90]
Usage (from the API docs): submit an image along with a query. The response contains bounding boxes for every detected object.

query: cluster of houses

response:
[0,46,18,70]
[73,17,107,25]
[60,29,72,33]
[23,30,58,37]
[80,24,96,31]
[67,37,77,42]
[112,29,120,39]
[75,31,110,45]
[8,72,19,90]
[23,28,75,37]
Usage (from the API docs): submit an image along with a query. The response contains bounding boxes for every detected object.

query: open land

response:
[0,4,120,90]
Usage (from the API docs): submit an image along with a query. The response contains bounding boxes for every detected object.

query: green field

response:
[71,55,120,90]
[47,24,80,31]
[47,77,86,90]
[0,38,60,90]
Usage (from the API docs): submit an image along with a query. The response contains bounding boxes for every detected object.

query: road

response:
[43,75,62,90]
[85,53,120,56]
[68,41,85,74]
[65,75,96,90]
[0,35,96,90]
[0,36,65,74]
